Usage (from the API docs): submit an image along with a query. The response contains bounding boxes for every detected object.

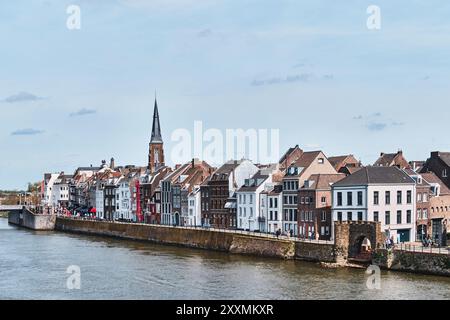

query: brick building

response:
[297,173,345,240]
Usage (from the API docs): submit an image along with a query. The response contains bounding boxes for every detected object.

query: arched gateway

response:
[334,221,384,263]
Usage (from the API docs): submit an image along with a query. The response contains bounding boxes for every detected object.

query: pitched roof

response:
[293,151,322,167]
[437,152,450,167]
[328,155,348,169]
[237,172,269,192]
[332,166,415,187]
[421,172,450,195]
[374,153,397,166]
[302,173,346,190]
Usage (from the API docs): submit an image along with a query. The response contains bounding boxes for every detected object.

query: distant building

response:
[420,151,450,190]
[236,171,272,231]
[373,150,410,169]
[201,159,259,229]
[328,154,361,175]
[331,166,416,243]
[282,151,337,236]
[161,159,212,226]
[298,173,345,240]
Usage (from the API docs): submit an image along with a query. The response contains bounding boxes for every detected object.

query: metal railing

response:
[59,215,334,244]
[381,242,450,255]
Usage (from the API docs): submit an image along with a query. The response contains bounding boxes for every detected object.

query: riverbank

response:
[3,217,450,299]
[54,217,450,277]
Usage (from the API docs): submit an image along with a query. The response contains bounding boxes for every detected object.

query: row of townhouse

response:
[39,98,450,245]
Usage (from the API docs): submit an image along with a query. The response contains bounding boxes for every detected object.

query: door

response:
[398,229,410,243]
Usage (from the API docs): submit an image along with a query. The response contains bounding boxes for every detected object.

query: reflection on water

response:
[0,218,449,300]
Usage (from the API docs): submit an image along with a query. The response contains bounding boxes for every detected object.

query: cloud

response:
[251,73,313,87]
[392,121,405,126]
[366,122,387,132]
[2,91,45,103]
[353,115,363,120]
[69,108,97,117]
[11,128,45,136]
[197,28,212,38]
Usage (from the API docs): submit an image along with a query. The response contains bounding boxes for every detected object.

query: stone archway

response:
[334,221,384,263]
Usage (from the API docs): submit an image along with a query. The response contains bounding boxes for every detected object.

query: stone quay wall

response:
[8,208,55,231]
[55,217,296,259]
[373,248,450,277]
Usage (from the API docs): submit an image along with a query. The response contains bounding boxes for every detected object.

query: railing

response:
[59,215,334,244]
[380,242,450,255]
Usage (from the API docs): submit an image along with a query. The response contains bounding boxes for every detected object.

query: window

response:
[423,209,428,219]
[385,211,390,225]
[407,190,412,204]
[374,211,379,222]
[318,158,324,164]
[417,193,422,202]
[337,192,342,206]
[357,212,363,221]
[385,191,390,205]
[407,210,411,224]
[337,212,342,222]
[397,191,402,204]
[321,211,326,221]
[423,193,428,202]
[357,191,363,206]
[321,196,326,204]
[374,191,379,205]
[397,210,402,224]
[347,192,352,206]
[347,212,352,221]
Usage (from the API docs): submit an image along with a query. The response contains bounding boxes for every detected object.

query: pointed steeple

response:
[150,97,163,144]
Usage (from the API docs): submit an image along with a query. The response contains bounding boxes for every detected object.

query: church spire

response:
[150,97,163,144]
[148,95,165,172]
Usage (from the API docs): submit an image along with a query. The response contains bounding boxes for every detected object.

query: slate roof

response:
[421,172,450,195]
[332,166,415,187]
[237,172,269,192]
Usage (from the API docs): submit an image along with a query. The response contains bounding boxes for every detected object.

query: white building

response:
[236,172,272,231]
[187,186,202,226]
[331,166,416,243]
[95,181,105,219]
[42,173,60,206]
[116,178,133,221]
[51,173,73,209]
[266,185,283,233]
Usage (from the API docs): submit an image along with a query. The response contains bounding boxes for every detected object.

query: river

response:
[0,218,449,300]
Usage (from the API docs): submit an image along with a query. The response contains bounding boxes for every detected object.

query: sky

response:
[1,0,450,189]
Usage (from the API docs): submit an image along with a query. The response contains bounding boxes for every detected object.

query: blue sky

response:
[1,0,450,189]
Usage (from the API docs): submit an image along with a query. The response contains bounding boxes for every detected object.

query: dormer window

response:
[443,169,448,178]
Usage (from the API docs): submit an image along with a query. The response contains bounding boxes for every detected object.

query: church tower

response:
[148,98,165,172]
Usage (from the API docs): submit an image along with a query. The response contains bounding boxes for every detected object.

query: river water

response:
[0,218,449,300]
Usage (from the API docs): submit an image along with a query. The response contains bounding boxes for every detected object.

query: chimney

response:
[110,157,115,170]
[380,152,385,157]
